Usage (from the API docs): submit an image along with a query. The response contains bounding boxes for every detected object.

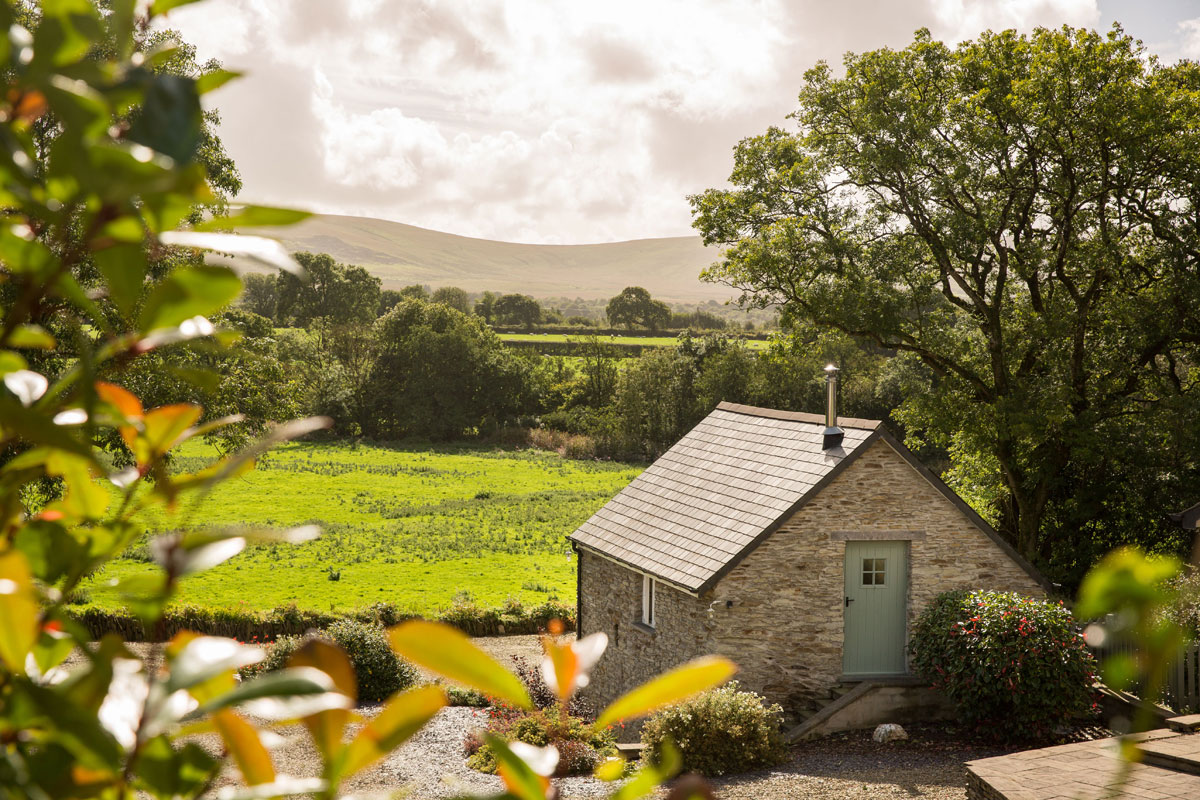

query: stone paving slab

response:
[966,731,1200,800]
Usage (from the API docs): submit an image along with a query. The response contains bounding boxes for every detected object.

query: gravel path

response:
[64,637,1030,798]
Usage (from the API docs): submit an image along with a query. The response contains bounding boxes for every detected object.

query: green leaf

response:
[139,265,241,333]
[150,0,206,14]
[195,68,241,95]
[9,324,55,349]
[126,72,202,163]
[0,550,40,672]
[158,231,303,274]
[190,667,348,719]
[0,351,28,375]
[195,205,310,231]
[14,520,83,584]
[166,636,265,691]
[93,243,147,317]
[339,686,446,778]
[388,620,532,709]
[595,656,736,728]
[611,739,681,800]
[137,736,219,798]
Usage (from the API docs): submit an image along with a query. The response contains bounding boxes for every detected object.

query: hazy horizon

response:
[169,1,1200,246]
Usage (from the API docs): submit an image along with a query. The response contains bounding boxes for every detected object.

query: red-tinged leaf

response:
[545,638,578,704]
[388,620,531,709]
[137,402,202,463]
[595,656,736,728]
[288,640,355,759]
[95,381,143,420]
[338,685,446,779]
[214,710,276,785]
[0,550,40,672]
[485,735,551,800]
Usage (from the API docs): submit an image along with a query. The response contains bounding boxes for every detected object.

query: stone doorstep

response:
[1165,714,1200,733]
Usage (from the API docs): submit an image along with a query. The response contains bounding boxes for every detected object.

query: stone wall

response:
[579,437,1046,717]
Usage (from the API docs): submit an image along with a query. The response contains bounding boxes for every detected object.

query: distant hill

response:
[254,214,730,303]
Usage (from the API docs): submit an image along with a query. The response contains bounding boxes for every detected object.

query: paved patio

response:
[966,717,1200,800]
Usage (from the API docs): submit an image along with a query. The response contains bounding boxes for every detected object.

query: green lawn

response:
[498,333,768,350]
[83,440,641,615]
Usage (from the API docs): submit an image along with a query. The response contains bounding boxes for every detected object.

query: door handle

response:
[845,596,854,607]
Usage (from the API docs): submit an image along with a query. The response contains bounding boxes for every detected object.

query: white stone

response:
[872,723,908,743]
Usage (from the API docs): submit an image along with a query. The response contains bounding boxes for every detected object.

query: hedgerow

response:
[910,590,1098,741]
[66,598,576,642]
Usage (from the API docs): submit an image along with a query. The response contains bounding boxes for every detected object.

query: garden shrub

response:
[510,656,594,719]
[465,707,617,776]
[240,620,417,703]
[910,590,1098,741]
[640,682,787,777]
[447,686,491,707]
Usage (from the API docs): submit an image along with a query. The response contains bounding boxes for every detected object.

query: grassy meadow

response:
[84,440,642,615]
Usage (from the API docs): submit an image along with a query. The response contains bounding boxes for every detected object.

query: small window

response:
[641,575,656,627]
[862,557,886,587]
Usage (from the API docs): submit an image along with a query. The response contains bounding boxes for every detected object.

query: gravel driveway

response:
[67,637,1021,798]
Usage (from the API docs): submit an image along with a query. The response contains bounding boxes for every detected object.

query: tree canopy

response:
[691,25,1200,575]
[606,286,671,331]
[277,252,382,327]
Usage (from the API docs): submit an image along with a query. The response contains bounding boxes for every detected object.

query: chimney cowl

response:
[823,363,844,450]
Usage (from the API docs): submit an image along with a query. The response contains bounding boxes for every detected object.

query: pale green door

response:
[843,541,908,676]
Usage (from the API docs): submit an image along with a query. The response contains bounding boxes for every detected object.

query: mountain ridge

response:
[255,213,731,303]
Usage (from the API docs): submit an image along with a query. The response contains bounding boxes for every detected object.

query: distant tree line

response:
[241,255,768,333]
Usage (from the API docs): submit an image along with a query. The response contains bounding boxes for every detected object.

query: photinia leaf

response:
[190,667,347,720]
[483,735,550,800]
[388,620,531,709]
[213,710,275,786]
[338,685,446,779]
[139,402,203,460]
[194,205,310,231]
[9,324,55,349]
[93,243,147,317]
[288,639,356,760]
[595,656,736,728]
[0,550,40,671]
[166,636,264,691]
[158,231,303,274]
[139,265,241,333]
[195,68,241,95]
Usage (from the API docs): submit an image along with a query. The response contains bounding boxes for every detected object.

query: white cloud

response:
[165,0,1115,244]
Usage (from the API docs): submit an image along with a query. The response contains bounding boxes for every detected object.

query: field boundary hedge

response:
[489,325,771,340]
[67,599,576,642]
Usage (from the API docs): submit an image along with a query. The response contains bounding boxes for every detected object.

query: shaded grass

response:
[84,440,641,615]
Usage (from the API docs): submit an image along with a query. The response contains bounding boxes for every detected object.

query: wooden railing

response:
[1094,636,1200,713]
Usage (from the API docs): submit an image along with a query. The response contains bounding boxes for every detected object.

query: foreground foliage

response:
[911,591,1098,741]
[0,3,736,798]
[640,682,788,777]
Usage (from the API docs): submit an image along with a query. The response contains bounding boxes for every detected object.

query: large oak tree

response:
[691,26,1200,572]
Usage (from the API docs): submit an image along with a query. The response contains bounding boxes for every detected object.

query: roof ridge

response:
[716,401,882,431]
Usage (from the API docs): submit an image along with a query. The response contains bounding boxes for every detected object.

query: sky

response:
[165,0,1200,245]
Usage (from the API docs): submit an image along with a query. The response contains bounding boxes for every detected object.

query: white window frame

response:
[641,574,656,628]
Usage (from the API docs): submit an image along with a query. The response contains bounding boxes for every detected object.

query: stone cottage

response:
[568,371,1049,719]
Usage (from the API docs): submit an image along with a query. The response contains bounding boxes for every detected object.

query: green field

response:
[498,333,769,350]
[83,441,641,614]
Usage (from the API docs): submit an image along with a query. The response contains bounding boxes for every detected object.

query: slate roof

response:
[569,402,880,593]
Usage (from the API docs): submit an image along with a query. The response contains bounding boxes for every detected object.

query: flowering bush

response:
[465,706,618,776]
[640,682,787,777]
[910,590,1098,741]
